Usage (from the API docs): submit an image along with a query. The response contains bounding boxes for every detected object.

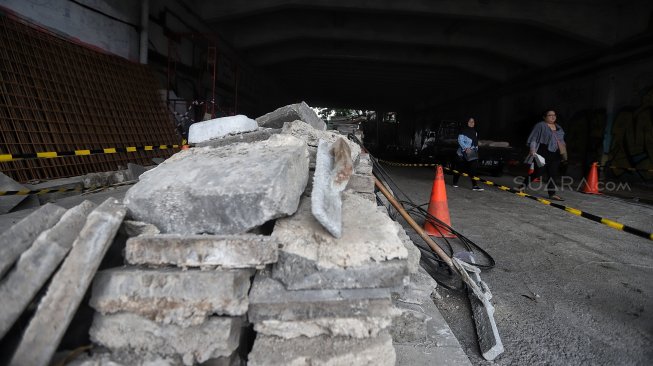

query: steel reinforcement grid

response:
[0,13,180,183]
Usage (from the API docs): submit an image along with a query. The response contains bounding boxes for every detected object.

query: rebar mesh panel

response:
[0,14,180,183]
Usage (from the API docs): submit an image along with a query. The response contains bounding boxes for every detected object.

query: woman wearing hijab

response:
[518,109,567,201]
[453,118,484,191]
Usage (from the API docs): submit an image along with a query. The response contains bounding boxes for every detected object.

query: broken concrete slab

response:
[127,163,148,181]
[281,120,361,163]
[119,220,160,237]
[256,101,326,131]
[82,169,131,189]
[355,153,373,174]
[249,272,396,338]
[90,313,241,366]
[66,349,178,366]
[125,234,278,269]
[124,134,309,235]
[188,115,259,144]
[0,200,96,340]
[23,176,84,204]
[395,222,420,275]
[0,203,67,279]
[272,193,408,290]
[195,128,280,148]
[10,198,126,366]
[248,331,395,366]
[0,172,34,214]
[394,344,472,366]
[345,173,375,193]
[90,267,254,325]
[311,139,353,238]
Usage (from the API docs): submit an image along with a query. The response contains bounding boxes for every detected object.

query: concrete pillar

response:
[139,0,149,64]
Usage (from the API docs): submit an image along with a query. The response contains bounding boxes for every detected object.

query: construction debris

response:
[0,172,39,214]
[10,198,126,366]
[124,134,309,234]
[188,115,259,144]
[256,101,326,130]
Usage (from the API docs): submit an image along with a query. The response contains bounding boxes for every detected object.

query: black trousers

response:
[524,144,561,196]
[453,156,479,186]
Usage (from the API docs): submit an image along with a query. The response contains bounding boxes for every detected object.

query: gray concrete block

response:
[311,140,347,238]
[90,267,254,325]
[67,349,178,366]
[189,115,259,144]
[249,272,396,338]
[345,173,374,193]
[0,203,67,279]
[125,234,278,269]
[249,331,396,366]
[256,101,326,131]
[195,128,280,148]
[395,222,420,275]
[355,153,373,174]
[0,172,31,214]
[10,198,126,366]
[0,200,96,340]
[271,193,408,290]
[356,192,376,202]
[281,120,361,163]
[24,177,84,204]
[124,134,309,235]
[90,313,241,366]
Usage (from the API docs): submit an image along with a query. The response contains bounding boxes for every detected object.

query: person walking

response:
[453,118,484,191]
[518,109,567,201]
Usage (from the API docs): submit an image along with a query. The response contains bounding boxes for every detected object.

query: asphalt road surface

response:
[382,164,652,366]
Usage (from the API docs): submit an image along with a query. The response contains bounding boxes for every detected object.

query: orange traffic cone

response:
[581,162,601,194]
[181,144,190,150]
[423,165,456,238]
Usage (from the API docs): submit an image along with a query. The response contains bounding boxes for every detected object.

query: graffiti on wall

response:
[566,88,653,180]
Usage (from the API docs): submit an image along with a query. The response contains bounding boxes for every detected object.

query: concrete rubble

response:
[0,102,469,366]
[256,101,326,130]
[188,115,259,144]
[0,172,39,214]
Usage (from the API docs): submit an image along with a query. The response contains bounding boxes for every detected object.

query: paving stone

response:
[0,203,67,279]
[124,134,309,235]
[90,267,254,326]
[281,120,361,164]
[90,313,241,366]
[345,173,374,193]
[256,101,326,130]
[125,234,278,269]
[195,128,280,148]
[10,198,126,366]
[272,193,408,290]
[0,200,96,340]
[249,272,396,338]
[188,115,258,144]
[249,331,395,366]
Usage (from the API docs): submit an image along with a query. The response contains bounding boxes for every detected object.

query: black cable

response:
[347,133,497,292]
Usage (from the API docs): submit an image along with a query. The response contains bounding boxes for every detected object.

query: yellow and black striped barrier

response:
[0,187,82,196]
[0,144,181,162]
[379,160,653,241]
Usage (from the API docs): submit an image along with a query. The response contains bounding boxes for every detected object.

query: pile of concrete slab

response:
[0,198,126,366]
[1,102,435,365]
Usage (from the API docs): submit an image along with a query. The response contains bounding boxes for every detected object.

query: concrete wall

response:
[0,0,141,61]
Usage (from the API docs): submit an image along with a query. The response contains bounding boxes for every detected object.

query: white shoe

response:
[473,187,484,191]
[453,185,459,188]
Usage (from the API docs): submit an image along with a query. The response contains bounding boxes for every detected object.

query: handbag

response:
[463,148,478,161]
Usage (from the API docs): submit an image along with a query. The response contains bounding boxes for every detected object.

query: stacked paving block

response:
[248,192,410,366]
[87,233,281,365]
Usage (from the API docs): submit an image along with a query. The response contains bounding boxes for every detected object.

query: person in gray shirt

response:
[518,109,567,201]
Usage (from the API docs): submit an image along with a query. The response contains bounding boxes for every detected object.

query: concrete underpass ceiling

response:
[197,0,653,109]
